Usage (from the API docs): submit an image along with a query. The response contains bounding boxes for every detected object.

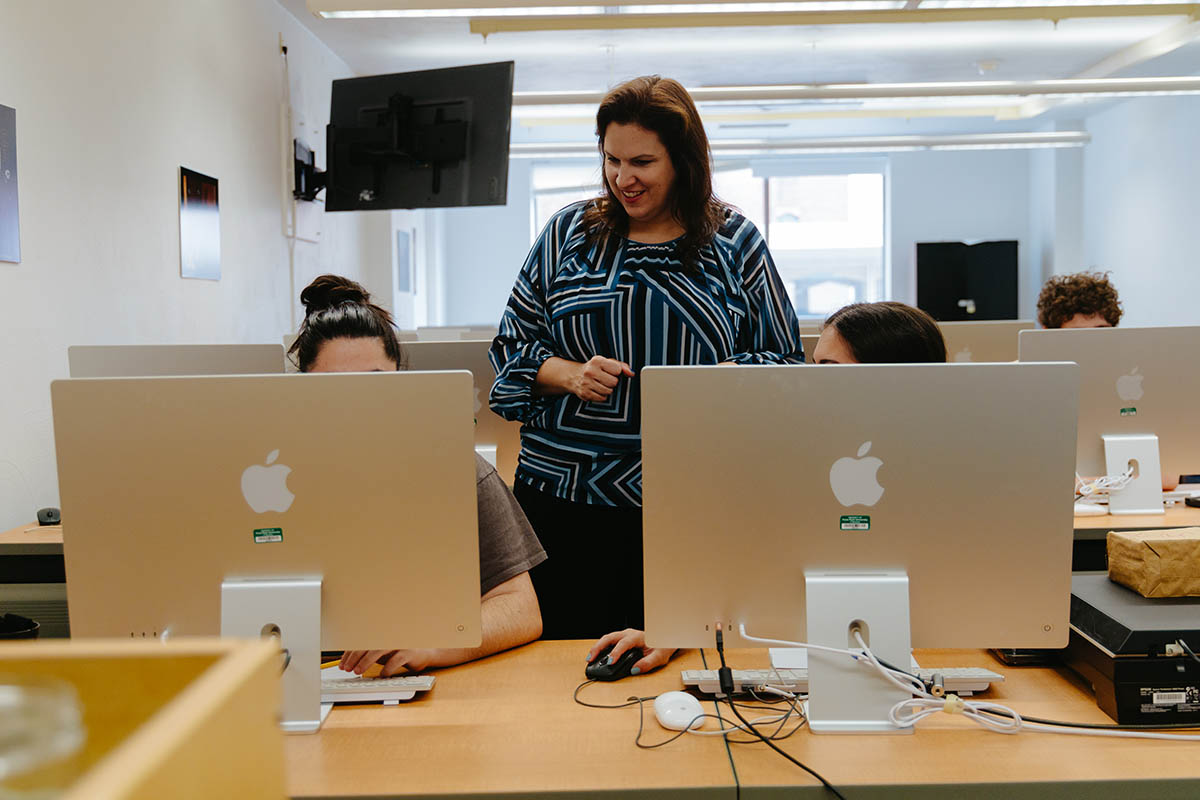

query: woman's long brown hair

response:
[581,76,725,274]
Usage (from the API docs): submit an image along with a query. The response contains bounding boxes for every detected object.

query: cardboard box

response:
[1107,527,1200,598]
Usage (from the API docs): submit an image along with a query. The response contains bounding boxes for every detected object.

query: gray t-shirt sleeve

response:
[475,454,547,595]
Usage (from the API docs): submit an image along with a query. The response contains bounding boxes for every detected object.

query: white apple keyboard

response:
[681,666,1004,696]
[320,668,435,703]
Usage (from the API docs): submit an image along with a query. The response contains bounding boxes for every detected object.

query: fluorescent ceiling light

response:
[515,105,1020,126]
[468,4,1198,34]
[317,1,903,13]
[515,76,1200,106]
[510,131,1091,157]
[314,0,909,13]
[311,0,1197,17]
[924,0,1189,6]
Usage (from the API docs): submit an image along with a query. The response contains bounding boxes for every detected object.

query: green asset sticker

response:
[1120,407,1137,417]
[840,515,870,531]
[253,527,283,543]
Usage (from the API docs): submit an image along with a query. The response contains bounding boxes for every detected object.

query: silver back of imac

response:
[51,371,481,651]
[401,339,520,485]
[1019,326,1200,483]
[641,362,1079,651]
[68,344,286,377]
[939,320,1036,363]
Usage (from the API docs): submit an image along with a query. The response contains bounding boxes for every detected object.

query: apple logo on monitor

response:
[830,441,884,507]
[1116,367,1144,403]
[953,346,973,363]
[241,449,295,513]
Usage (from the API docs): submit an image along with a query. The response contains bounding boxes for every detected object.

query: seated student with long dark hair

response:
[812,301,947,364]
[290,274,546,676]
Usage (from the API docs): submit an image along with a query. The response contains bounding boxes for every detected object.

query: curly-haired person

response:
[1036,272,1123,329]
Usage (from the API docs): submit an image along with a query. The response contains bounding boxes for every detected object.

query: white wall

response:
[889,149,1034,317]
[436,159,534,326]
[1081,95,1200,326]
[1027,124,1086,320]
[0,0,382,529]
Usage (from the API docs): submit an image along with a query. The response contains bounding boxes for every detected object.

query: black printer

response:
[1066,572,1200,725]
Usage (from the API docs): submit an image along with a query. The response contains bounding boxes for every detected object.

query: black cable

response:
[719,696,808,745]
[572,679,650,709]
[630,699,737,749]
[723,696,848,799]
[1178,638,1200,667]
[714,626,848,800]
[703,649,742,800]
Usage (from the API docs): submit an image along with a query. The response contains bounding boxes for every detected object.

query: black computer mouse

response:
[585,645,644,681]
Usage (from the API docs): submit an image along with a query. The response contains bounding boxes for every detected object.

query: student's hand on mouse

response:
[587,629,675,676]
[340,648,436,676]
[571,356,634,403]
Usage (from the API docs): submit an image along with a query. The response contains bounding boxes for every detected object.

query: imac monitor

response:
[326,61,514,211]
[641,363,1078,730]
[68,344,285,378]
[402,340,520,485]
[1019,326,1200,490]
[51,372,481,730]
[940,320,1036,363]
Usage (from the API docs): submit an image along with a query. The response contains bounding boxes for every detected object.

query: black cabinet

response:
[916,240,1018,321]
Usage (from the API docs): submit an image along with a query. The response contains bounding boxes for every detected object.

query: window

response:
[768,172,886,319]
[529,161,888,320]
[712,166,766,234]
[530,163,602,242]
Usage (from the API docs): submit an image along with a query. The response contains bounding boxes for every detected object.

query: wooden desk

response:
[0,521,63,555]
[1073,504,1200,538]
[1072,505,1200,571]
[287,641,737,799]
[723,648,1200,799]
[0,522,68,637]
[286,642,1200,799]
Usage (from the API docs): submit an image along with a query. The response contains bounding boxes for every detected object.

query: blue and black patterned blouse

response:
[488,200,804,507]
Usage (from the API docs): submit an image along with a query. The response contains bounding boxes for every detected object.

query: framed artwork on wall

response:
[179,166,221,280]
[0,104,19,264]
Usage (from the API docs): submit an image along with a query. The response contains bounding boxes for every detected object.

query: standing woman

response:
[489,76,803,665]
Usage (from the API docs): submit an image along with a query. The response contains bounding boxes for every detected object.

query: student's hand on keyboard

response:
[587,629,676,677]
[340,648,437,677]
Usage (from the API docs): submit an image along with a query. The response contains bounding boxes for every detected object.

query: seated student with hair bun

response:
[289,274,546,676]
[812,301,947,364]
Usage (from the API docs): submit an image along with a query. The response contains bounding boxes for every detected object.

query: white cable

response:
[1076,465,1135,500]
[685,710,797,737]
[737,623,861,660]
[744,624,1200,742]
[1019,722,1200,742]
[739,624,924,694]
[855,632,1200,742]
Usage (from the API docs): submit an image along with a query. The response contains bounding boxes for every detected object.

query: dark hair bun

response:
[300,274,371,317]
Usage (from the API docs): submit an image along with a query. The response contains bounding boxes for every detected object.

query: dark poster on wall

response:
[179,166,220,280]
[0,104,19,264]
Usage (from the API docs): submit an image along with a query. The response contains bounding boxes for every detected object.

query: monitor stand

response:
[221,577,332,734]
[1103,434,1164,515]
[803,570,913,735]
